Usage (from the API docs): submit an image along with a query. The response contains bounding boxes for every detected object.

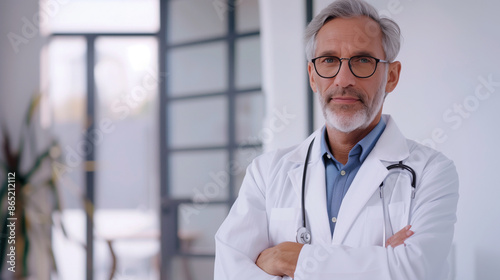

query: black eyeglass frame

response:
[311,55,389,79]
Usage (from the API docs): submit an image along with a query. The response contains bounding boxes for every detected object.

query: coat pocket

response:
[268,207,300,245]
[361,205,385,246]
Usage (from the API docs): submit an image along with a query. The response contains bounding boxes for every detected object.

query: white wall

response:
[0,0,44,144]
[0,1,52,279]
[261,0,500,279]
[259,0,308,151]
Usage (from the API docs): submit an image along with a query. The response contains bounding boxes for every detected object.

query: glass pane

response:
[168,0,227,44]
[169,150,228,200]
[235,92,264,144]
[168,42,228,96]
[47,37,86,128]
[168,96,228,148]
[95,37,159,209]
[170,257,215,280]
[234,147,262,195]
[235,36,261,89]
[236,0,260,33]
[46,36,87,280]
[94,37,159,279]
[178,204,227,254]
[43,0,159,33]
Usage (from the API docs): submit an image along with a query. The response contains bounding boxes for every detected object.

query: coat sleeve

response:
[214,155,282,280]
[294,152,459,280]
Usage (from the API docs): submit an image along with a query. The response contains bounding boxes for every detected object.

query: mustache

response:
[324,87,366,104]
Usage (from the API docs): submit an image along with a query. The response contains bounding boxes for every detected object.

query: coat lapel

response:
[331,156,388,244]
[304,159,333,245]
[332,115,410,244]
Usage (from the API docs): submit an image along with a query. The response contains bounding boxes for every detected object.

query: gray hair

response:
[304,0,401,62]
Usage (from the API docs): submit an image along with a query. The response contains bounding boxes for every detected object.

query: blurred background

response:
[0,0,498,279]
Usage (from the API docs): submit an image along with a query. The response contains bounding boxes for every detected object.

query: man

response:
[215,0,459,279]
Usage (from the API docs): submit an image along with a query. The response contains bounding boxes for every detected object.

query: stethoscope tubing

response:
[300,138,315,228]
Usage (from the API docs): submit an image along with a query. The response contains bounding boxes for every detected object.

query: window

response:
[44,0,262,279]
[160,0,262,279]
[44,1,160,279]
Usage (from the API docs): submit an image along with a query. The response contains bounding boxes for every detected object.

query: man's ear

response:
[385,61,401,94]
[308,62,318,93]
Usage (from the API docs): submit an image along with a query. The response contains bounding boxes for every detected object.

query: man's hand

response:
[386,225,414,248]
[255,242,303,278]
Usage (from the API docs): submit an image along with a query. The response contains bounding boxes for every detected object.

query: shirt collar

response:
[320,118,386,164]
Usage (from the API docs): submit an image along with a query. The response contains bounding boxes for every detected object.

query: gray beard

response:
[318,79,387,133]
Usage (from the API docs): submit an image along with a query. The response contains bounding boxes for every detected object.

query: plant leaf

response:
[24,146,51,182]
[0,180,8,204]
[1,125,19,170]
[21,210,30,277]
[47,178,62,212]
[49,243,59,274]
[0,209,11,273]
[0,158,6,171]
[26,94,42,126]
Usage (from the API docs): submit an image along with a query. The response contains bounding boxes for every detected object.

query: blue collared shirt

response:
[320,119,386,236]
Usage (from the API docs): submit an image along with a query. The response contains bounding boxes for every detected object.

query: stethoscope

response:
[296,138,417,246]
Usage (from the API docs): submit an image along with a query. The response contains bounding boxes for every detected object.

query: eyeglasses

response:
[311,55,389,78]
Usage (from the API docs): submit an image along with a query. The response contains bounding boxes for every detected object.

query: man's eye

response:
[357,57,372,63]
[322,57,336,64]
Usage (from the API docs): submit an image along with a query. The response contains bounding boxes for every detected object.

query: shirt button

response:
[326,154,331,159]
[331,217,337,223]
[340,170,346,176]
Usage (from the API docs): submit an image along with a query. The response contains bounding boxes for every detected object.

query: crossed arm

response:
[255,225,414,278]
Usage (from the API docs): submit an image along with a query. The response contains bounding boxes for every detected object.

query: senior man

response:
[215,0,459,279]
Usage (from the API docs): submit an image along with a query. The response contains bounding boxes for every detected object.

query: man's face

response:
[308,16,401,133]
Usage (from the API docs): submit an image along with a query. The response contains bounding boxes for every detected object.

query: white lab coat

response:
[214,115,459,280]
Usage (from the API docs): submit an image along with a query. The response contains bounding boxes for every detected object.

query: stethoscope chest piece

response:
[296,226,311,244]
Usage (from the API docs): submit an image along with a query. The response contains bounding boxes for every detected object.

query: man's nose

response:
[334,61,356,88]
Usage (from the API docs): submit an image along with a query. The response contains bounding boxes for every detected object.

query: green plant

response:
[0,94,62,279]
